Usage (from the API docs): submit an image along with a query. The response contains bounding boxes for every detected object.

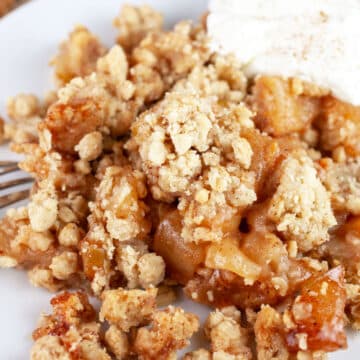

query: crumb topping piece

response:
[4,93,50,144]
[255,305,289,360]
[104,325,129,360]
[51,25,107,86]
[81,165,165,294]
[205,306,252,358]
[31,292,111,360]
[320,157,360,215]
[114,5,163,52]
[75,131,103,161]
[100,288,157,331]
[317,96,360,158]
[268,151,336,251]
[133,306,199,360]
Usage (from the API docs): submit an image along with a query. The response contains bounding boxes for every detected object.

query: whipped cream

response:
[207,0,360,105]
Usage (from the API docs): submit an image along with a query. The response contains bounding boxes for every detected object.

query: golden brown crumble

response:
[268,151,336,251]
[346,284,360,330]
[99,287,199,359]
[31,291,111,360]
[130,62,255,248]
[316,96,360,158]
[100,287,198,359]
[133,305,199,360]
[133,20,208,77]
[81,165,165,294]
[113,4,163,53]
[319,157,360,215]
[3,93,55,144]
[255,305,290,360]
[51,25,107,86]
[204,307,251,357]
[186,306,253,360]
[75,131,103,161]
[7,93,40,119]
[100,288,157,331]
[0,4,359,359]
[49,251,79,280]
[104,325,129,360]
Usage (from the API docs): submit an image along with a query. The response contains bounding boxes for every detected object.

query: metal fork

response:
[0,161,33,209]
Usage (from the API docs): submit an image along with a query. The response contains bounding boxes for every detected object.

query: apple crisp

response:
[31,289,198,359]
[0,4,360,360]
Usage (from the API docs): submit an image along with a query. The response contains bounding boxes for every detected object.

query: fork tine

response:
[0,177,33,190]
[0,189,30,209]
[0,161,18,166]
[0,164,19,175]
[0,161,31,208]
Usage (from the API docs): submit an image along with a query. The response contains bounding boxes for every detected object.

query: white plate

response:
[0,0,357,358]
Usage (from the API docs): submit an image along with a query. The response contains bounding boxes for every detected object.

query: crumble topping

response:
[316,96,360,158]
[7,93,40,119]
[49,251,79,281]
[3,93,53,144]
[133,306,199,360]
[113,4,163,53]
[75,131,103,161]
[99,286,198,359]
[0,4,358,359]
[51,25,107,86]
[99,288,198,359]
[204,306,252,358]
[268,151,336,251]
[28,181,58,232]
[28,267,62,292]
[255,305,289,360]
[320,157,360,215]
[178,165,256,244]
[81,165,165,294]
[130,63,256,244]
[346,284,360,330]
[104,325,129,360]
[58,223,82,247]
[31,336,71,360]
[100,288,157,331]
[31,292,111,360]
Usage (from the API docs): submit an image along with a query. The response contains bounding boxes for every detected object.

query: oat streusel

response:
[184,306,252,359]
[113,4,163,53]
[0,3,359,359]
[51,25,107,86]
[31,291,111,360]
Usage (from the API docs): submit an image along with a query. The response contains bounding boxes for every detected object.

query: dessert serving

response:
[0,1,360,359]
